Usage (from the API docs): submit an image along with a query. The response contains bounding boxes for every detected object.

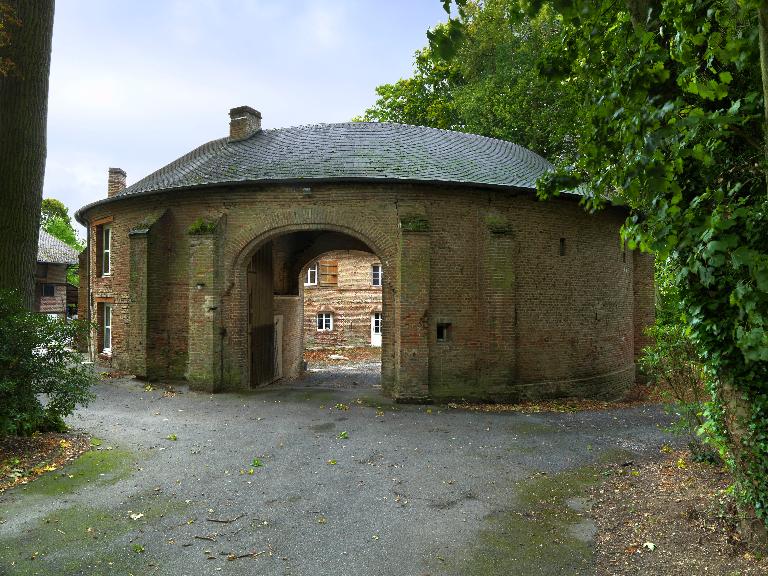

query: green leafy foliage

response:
[187,218,217,235]
[0,290,96,436]
[40,199,84,287]
[641,271,715,461]
[43,216,82,252]
[40,198,70,227]
[358,0,582,163]
[515,0,768,531]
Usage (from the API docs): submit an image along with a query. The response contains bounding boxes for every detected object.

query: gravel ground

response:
[282,362,381,389]
[0,373,678,576]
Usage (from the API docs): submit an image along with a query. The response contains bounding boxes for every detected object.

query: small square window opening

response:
[42,284,55,297]
[437,322,451,342]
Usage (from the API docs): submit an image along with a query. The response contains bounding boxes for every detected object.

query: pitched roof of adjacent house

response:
[115,122,555,198]
[37,229,79,265]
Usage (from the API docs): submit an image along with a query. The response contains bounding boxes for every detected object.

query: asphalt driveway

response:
[0,376,675,576]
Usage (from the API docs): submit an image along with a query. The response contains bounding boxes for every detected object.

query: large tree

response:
[427,0,768,545]
[40,198,83,287]
[358,1,582,164]
[40,198,69,226]
[0,1,55,308]
[522,0,767,543]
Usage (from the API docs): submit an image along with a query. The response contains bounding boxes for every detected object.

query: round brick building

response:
[76,106,654,402]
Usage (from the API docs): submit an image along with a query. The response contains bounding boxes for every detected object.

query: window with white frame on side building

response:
[372,312,382,334]
[372,263,382,286]
[316,312,333,331]
[102,303,113,353]
[305,263,318,286]
[102,225,111,275]
[96,223,112,276]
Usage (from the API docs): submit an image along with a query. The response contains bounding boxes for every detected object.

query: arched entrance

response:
[241,228,392,391]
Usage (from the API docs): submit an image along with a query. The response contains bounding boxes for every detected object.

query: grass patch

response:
[11,448,135,498]
[444,449,631,576]
[0,491,186,575]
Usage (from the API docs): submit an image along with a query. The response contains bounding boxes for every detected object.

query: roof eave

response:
[74,177,548,225]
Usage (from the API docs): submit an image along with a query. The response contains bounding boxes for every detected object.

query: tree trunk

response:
[720,377,768,548]
[759,1,768,196]
[0,0,55,308]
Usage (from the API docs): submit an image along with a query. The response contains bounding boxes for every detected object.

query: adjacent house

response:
[303,250,382,349]
[36,229,78,318]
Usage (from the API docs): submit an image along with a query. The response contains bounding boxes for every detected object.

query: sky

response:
[44,1,450,230]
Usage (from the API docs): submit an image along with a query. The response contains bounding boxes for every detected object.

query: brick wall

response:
[302,250,382,348]
[274,295,302,378]
[79,182,653,401]
[35,263,68,317]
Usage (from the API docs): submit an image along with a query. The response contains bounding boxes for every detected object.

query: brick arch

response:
[229,213,397,281]
[222,217,399,391]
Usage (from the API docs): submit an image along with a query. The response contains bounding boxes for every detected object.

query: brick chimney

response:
[229,106,262,141]
[108,167,126,197]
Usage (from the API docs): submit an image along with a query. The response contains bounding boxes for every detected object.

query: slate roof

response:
[38,229,79,265]
[123,122,553,196]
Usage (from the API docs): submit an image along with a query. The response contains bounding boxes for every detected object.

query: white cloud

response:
[44,0,449,217]
[295,0,348,50]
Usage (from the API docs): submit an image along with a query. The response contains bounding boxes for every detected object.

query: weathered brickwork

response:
[303,250,382,348]
[79,181,653,402]
[274,295,302,378]
[35,263,68,316]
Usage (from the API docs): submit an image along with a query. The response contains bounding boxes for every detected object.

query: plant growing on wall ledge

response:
[187,218,217,235]
[0,290,96,436]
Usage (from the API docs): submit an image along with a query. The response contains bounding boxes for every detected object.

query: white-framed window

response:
[103,304,113,352]
[372,312,382,334]
[316,312,333,331]
[305,263,318,286]
[102,225,112,276]
[372,264,382,287]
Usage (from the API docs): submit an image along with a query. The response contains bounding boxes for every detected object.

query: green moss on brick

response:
[399,214,430,232]
[485,214,514,235]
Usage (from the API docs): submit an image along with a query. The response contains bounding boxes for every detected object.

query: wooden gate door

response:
[248,243,275,387]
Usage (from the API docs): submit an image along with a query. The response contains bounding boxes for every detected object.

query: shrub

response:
[641,260,718,463]
[0,290,96,436]
[187,218,217,235]
[642,325,707,437]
